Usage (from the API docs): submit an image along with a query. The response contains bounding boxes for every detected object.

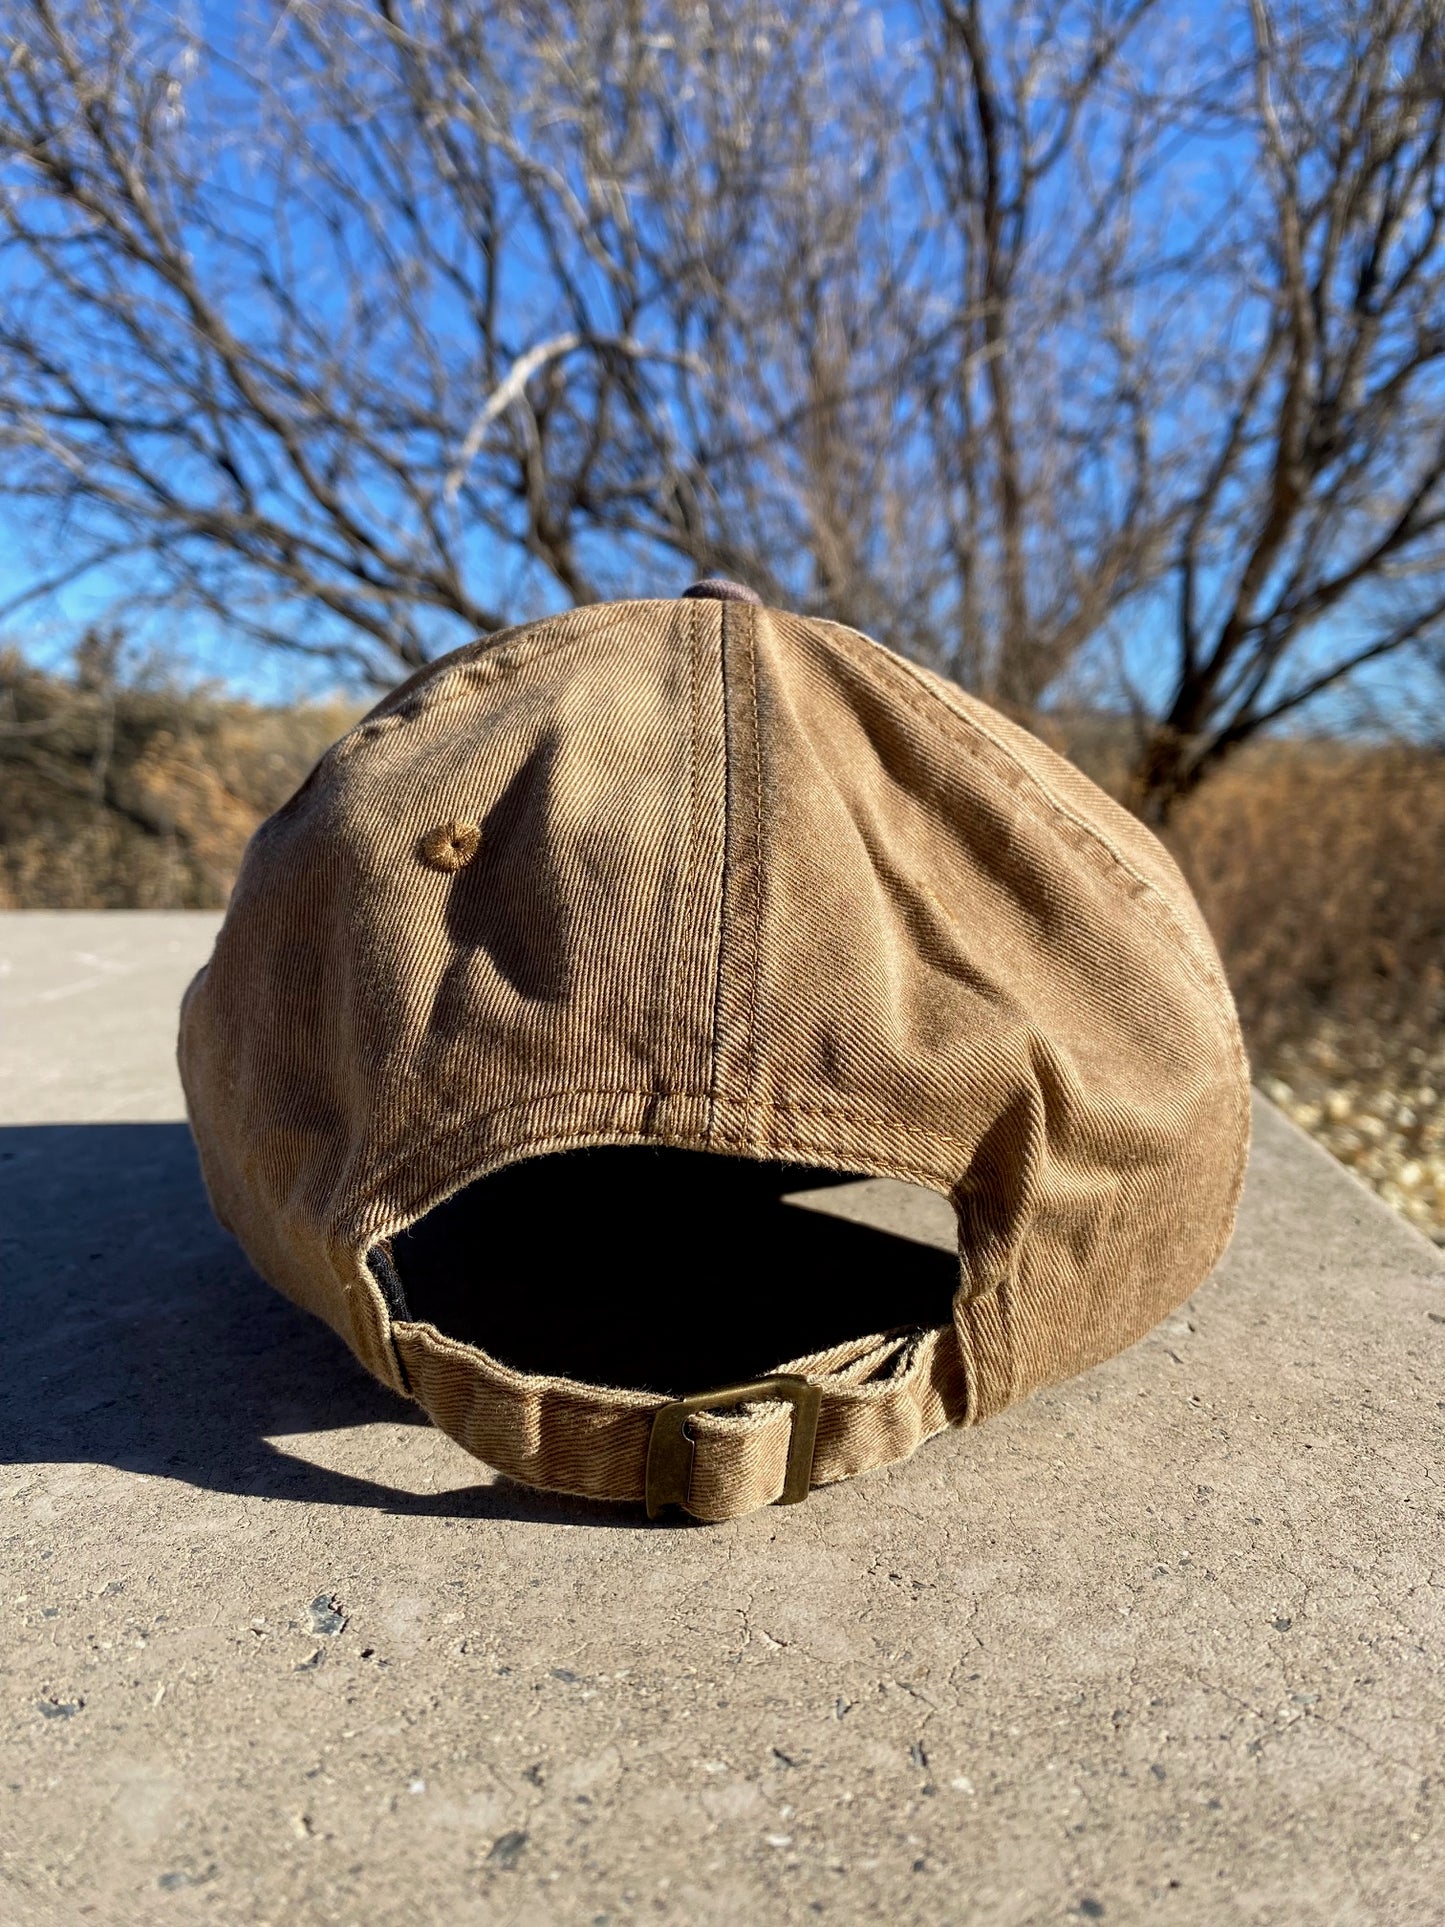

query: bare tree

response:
[909,0,1225,709]
[0,0,917,684]
[0,0,1441,824]
[1127,0,1445,820]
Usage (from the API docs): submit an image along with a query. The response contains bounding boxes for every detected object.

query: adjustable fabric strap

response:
[389,1319,970,1522]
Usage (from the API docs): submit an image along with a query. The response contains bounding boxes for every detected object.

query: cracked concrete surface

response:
[2,912,1443,1926]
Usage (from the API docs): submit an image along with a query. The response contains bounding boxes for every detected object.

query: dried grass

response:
[1163,741,1445,1244]
[1164,740,1445,1062]
[0,651,357,910]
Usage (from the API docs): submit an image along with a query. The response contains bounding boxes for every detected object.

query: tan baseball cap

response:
[178,581,1250,1521]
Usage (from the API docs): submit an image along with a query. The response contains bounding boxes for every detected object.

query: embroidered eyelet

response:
[418,819,481,872]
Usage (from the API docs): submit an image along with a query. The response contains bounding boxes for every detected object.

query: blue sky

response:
[1,0,1439,737]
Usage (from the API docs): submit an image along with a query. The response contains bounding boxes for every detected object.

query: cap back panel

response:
[713,607,1249,1416]
[180,599,732,1381]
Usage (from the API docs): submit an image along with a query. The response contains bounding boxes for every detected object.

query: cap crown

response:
[180,596,1249,1476]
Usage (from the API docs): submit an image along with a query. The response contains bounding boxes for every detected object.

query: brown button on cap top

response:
[680,577,763,606]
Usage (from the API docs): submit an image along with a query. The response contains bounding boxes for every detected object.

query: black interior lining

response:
[379,1145,959,1396]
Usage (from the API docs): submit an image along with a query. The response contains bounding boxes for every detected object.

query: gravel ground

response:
[1259,1022,1445,1247]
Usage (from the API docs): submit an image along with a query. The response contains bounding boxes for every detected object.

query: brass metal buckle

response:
[645,1374,822,1519]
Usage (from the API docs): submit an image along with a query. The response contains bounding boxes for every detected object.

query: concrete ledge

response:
[2,913,1442,1926]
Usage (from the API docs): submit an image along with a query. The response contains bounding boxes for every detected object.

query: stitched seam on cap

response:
[339,609,657,752]
[703,601,730,1144]
[335,1240,412,1397]
[356,1086,967,1220]
[393,1318,665,1408]
[364,1086,963,1184]
[811,619,1236,1024]
[707,605,745,1145]
[683,593,704,1097]
[745,604,765,1142]
[393,1316,954,1416]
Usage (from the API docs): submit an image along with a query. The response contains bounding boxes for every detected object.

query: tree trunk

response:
[1126,725,1197,828]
